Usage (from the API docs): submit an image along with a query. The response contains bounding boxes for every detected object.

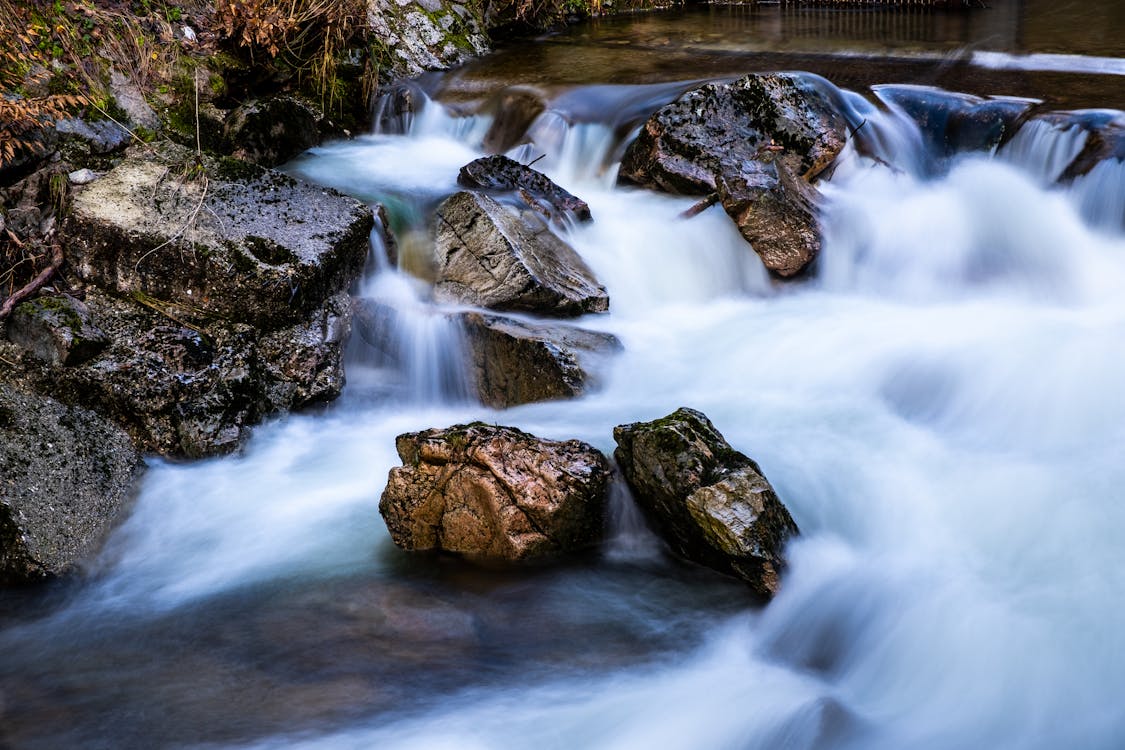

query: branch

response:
[0,243,63,321]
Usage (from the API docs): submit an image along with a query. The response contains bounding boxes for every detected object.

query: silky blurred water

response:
[3,7,1125,749]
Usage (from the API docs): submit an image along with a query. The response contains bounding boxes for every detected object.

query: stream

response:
[3,2,1125,748]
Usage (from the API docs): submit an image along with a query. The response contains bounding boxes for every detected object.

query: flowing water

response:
[3,3,1125,749]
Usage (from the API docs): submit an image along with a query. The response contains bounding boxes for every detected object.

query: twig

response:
[524,153,547,168]
[0,243,63,321]
[679,193,719,220]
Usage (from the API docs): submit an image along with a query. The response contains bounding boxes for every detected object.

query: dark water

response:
[432,0,1125,109]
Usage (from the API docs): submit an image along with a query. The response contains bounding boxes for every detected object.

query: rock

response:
[380,423,610,560]
[256,292,352,409]
[6,295,108,366]
[1,287,351,458]
[433,191,608,316]
[223,96,327,167]
[481,87,548,154]
[462,311,620,408]
[873,85,1034,159]
[110,70,160,132]
[366,0,489,80]
[373,81,424,134]
[458,154,592,222]
[618,73,849,277]
[56,119,131,155]
[63,145,373,330]
[68,168,98,185]
[613,408,799,597]
[0,383,142,585]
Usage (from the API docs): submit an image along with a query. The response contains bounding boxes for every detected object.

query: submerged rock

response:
[1033,110,1125,181]
[433,191,608,316]
[619,73,848,277]
[380,423,610,560]
[462,311,620,408]
[613,408,799,597]
[458,154,592,222]
[63,145,372,330]
[874,85,1034,158]
[0,384,142,585]
[481,87,548,155]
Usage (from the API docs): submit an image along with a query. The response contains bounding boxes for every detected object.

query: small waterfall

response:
[999,119,1089,184]
[1070,158,1125,231]
[603,480,665,562]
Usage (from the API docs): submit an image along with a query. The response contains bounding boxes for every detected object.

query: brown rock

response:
[380,423,610,560]
[462,311,620,408]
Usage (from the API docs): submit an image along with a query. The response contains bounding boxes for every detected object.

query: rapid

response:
[2,4,1125,749]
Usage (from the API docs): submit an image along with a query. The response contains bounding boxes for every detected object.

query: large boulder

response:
[380,423,610,560]
[2,289,351,457]
[619,73,849,277]
[613,407,799,598]
[433,191,608,316]
[0,384,143,585]
[63,145,372,330]
[462,311,620,408]
[458,155,592,222]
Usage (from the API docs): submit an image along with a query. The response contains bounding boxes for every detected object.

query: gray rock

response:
[380,423,610,560]
[619,73,849,277]
[68,168,98,185]
[613,407,799,598]
[458,154,592,222]
[257,292,352,408]
[1,287,351,458]
[0,383,142,585]
[6,294,109,366]
[462,311,620,408]
[366,0,488,80]
[63,144,373,330]
[56,118,131,155]
[433,191,608,316]
[110,70,160,131]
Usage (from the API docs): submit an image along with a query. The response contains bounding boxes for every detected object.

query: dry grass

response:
[215,0,367,109]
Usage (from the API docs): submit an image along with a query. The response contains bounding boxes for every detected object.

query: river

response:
[2,2,1124,748]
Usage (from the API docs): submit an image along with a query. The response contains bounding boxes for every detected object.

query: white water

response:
[6,80,1125,750]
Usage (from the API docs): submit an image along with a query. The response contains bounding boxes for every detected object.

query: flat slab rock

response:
[0,383,142,585]
[614,407,799,598]
[619,73,849,277]
[433,190,608,316]
[64,147,372,329]
[380,423,610,561]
